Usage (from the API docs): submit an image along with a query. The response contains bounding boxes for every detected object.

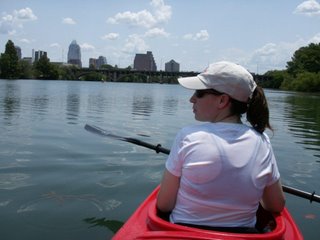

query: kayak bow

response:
[113,186,303,240]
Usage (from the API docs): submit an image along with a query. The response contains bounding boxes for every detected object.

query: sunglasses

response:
[194,89,224,98]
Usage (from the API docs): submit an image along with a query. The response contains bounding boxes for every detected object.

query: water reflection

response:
[132,95,154,119]
[66,93,80,124]
[31,96,49,116]
[83,217,123,233]
[17,191,122,230]
[284,93,320,159]
[162,98,178,115]
[0,173,33,190]
[2,81,20,124]
[30,82,49,116]
[87,93,109,114]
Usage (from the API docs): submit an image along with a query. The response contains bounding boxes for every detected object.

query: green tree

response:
[18,60,33,79]
[262,70,288,89]
[34,55,59,79]
[79,72,106,81]
[286,43,320,76]
[284,43,320,92]
[0,40,19,79]
[58,65,78,80]
[281,72,320,92]
[263,43,320,92]
[100,64,115,69]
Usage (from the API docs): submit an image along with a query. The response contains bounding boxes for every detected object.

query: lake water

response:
[0,79,319,240]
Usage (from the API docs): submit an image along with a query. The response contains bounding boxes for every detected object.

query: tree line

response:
[0,39,319,92]
[0,40,116,81]
[257,43,320,92]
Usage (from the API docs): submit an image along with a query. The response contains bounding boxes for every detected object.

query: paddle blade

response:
[84,124,125,141]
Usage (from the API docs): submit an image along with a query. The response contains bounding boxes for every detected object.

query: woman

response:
[156,61,285,232]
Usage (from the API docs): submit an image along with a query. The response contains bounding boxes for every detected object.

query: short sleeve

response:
[165,131,184,177]
[266,146,280,186]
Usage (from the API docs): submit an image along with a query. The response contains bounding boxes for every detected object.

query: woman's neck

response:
[212,112,241,124]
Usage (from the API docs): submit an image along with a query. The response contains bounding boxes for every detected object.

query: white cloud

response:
[308,32,320,43]
[101,32,119,40]
[248,38,308,73]
[294,0,320,16]
[20,38,31,44]
[62,17,76,25]
[122,34,149,54]
[214,40,312,74]
[80,43,95,51]
[254,43,277,56]
[107,0,171,28]
[195,30,209,41]
[50,43,60,48]
[0,8,37,35]
[0,15,15,34]
[144,27,169,38]
[14,7,37,21]
[183,30,209,41]
[183,33,193,40]
[107,10,156,28]
[150,0,172,23]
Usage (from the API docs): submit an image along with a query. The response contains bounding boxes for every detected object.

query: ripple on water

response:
[16,191,122,230]
[0,173,33,190]
[96,170,128,188]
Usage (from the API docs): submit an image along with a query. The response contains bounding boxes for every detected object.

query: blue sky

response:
[0,0,320,73]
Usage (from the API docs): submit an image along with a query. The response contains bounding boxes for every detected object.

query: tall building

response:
[89,58,97,68]
[15,46,22,60]
[165,59,180,72]
[133,51,157,71]
[89,56,107,69]
[96,56,107,68]
[34,50,47,62]
[67,40,82,67]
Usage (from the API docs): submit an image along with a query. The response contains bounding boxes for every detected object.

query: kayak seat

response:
[155,204,277,234]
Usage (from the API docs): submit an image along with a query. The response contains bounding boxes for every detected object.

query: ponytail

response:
[247,86,272,133]
[230,86,272,134]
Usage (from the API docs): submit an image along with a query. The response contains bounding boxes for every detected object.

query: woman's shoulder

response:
[180,123,210,134]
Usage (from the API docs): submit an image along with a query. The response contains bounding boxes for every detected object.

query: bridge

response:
[75,68,269,84]
[76,68,200,84]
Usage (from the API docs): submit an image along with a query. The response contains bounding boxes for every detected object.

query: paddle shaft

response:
[85,124,320,203]
[84,124,170,154]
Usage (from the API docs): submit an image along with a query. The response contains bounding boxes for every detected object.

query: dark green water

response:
[0,80,319,239]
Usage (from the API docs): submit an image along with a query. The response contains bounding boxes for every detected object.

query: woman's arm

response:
[261,180,286,213]
[156,169,180,212]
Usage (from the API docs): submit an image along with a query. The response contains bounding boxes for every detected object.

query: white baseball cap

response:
[178,61,257,102]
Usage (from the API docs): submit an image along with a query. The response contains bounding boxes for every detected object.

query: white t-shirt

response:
[166,122,280,228]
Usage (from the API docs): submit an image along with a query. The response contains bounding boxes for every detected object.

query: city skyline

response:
[1,0,320,73]
[11,41,178,72]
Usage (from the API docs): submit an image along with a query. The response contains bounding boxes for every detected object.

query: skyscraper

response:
[34,50,47,62]
[96,56,107,68]
[15,46,21,60]
[165,59,180,72]
[133,51,157,71]
[67,40,82,67]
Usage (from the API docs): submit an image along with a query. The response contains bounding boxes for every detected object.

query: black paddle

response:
[84,124,170,154]
[84,124,320,204]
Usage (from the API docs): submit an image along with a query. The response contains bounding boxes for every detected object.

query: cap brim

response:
[178,76,208,90]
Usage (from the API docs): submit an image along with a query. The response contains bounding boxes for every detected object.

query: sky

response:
[0,0,320,74]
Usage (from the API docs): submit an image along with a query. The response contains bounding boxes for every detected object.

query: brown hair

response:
[230,86,272,133]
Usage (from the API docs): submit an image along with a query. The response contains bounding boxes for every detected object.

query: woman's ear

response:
[218,94,231,109]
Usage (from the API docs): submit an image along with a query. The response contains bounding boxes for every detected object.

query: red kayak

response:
[113,186,303,240]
